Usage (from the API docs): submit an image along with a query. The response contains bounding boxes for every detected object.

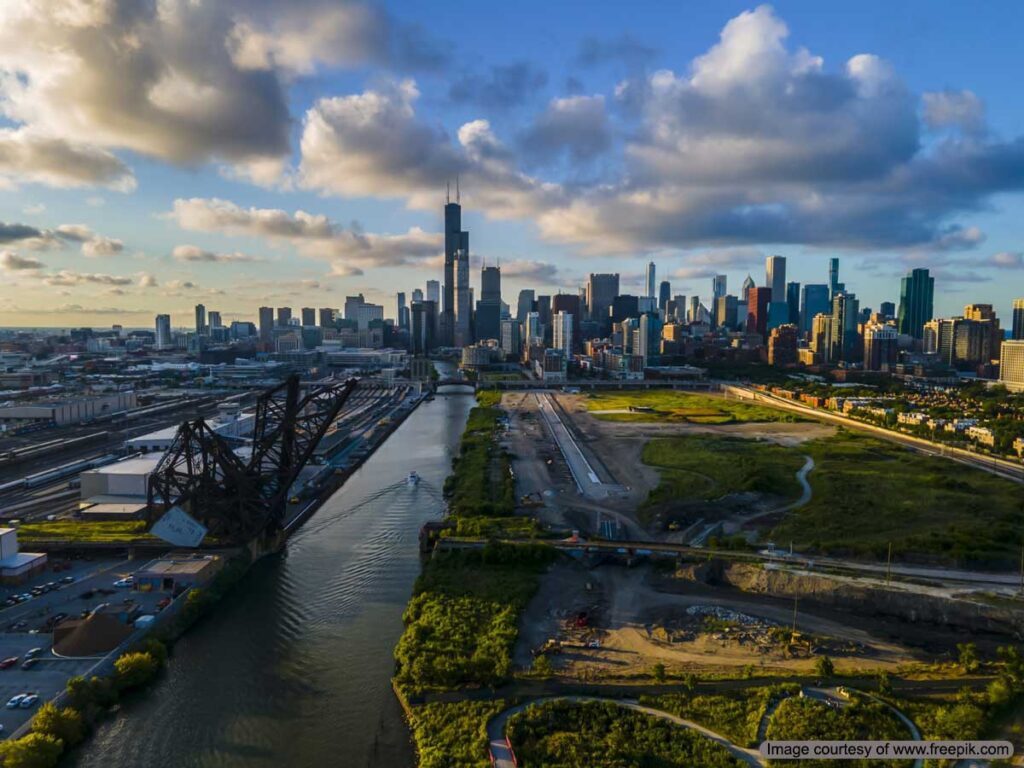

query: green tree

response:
[652,662,667,683]
[877,671,893,697]
[114,651,160,690]
[0,733,64,768]
[31,703,85,747]
[957,642,980,674]
[814,655,835,678]
[532,654,552,679]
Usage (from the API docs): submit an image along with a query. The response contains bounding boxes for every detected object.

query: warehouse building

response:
[134,553,223,593]
[0,528,47,584]
[0,391,137,427]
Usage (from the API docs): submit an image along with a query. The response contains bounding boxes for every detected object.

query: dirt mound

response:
[53,612,132,657]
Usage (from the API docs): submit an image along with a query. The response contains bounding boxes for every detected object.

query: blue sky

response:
[0,0,1022,328]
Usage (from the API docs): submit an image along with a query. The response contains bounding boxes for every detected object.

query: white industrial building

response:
[0,392,138,427]
[123,411,255,453]
[0,528,47,584]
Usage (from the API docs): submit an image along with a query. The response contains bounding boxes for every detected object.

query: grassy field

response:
[772,430,1024,567]
[585,390,801,424]
[643,435,805,508]
[444,391,516,517]
[15,520,154,543]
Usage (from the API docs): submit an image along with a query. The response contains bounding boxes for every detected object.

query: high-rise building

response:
[999,340,1024,392]
[411,288,424,304]
[863,323,899,372]
[786,282,801,326]
[396,293,408,329]
[800,284,830,336]
[208,311,222,329]
[1013,298,1024,340]
[552,294,581,351]
[765,255,786,299]
[516,290,535,324]
[879,301,896,320]
[277,306,292,327]
[425,280,440,305]
[525,311,543,348]
[301,307,316,326]
[963,304,1002,360]
[610,295,638,324]
[259,306,274,341]
[319,308,335,328]
[768,324,798,367]
[688,295,701,324]
[831,292,861,363]
[155,314,172,350]
[553,311,573,358]
[658,280,671,313]
[645,261,656,299]
[500,318,522,358]
[585,274,619,331]
[811,313,832,363]
[442,190,462,345]
[712,275,727,301]
[480,266,501,304]
[454,236,471,347]
[897,268,934,340]
[410,300,437,355]
[828,257,845,298]
[714,295,738,330]
[636,313,662,366]
[194,304,206,335]
[741,274,755,302]
[747,287,772,337]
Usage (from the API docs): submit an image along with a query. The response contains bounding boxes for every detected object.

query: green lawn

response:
[15,520,154,543]
[643,435,805,508]
[585,390,801,424]
[507,699,744,767]
[641,686,799,747]
[772,430,1024,567]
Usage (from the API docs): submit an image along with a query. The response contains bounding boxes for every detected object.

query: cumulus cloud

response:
[519,95,611,164]
[40,270,134,287]
[671,247,765,280]
[172,245,263,264]
[0,251,44,271]
[168,197,442,272]
[922,90,984,134]
[0,222,44,244]
[0,1,444,188]
[138,273,159,288]
[46,225,124,257]
[987,251,1022,269]
[449,62,548,109]
[498,259,561,283]
[0,129,135,190]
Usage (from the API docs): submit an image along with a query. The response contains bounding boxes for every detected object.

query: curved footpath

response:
[731,453,814,529]
[486,695,765,768]
[488,687,923,768]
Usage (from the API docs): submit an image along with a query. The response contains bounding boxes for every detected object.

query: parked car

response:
[19,694,38,708]
[5,694,25,709]
[21,659,37,670]
[60,576,75,584]
[0,657,19,670]
[24,648,43,660]
[113,576,134,589]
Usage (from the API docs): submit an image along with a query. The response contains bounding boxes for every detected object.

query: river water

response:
[70,385,474,768]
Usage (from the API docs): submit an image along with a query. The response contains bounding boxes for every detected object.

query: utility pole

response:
[792,596,798,635]
[886,542,893,586]
[1019,542,1023,596]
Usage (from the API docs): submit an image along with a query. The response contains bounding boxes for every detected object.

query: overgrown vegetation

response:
[15,520,154,543]
[408,700,506,768]
[642,434,804,511]
[507,699,744,767]
[585,389,802,424]
[772,430,1024,567]
[765,696,911,767]
[393,543,555,698]
[641,684,800,747]
[443,391,516,517]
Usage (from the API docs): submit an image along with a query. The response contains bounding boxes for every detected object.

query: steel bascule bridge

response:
[146,374,374,551]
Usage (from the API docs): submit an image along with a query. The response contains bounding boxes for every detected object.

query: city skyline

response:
[1,2,1024,327]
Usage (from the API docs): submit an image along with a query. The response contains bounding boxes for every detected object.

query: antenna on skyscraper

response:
[446,180,450,204]
[456,175,460,204]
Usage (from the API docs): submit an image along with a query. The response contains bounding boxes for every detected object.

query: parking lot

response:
[0,554,170,737]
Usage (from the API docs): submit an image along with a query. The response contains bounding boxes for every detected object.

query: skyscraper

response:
[480,266,501,303]
[553,311,573,358]
[585,273,619,332]
[658,280,671,313]
[155,314,172,350]
[1014,298,1024,340]
[765,255,786,298]
[800,284,830,336]
[208,311,222,329]
[412,288,424,304]
[645,261,656,299]
[747,287,771,337]
[712,275,727,301]
[863,323,898,372]
[828,257,845,298]
[194,304,206,335]
[259,306,274,342]
[301,307,316,326]
[425,280,440,305]
[454,235,471,347]
[786,282,801,325]
[552,294,581,351]
[831,292,861,363]
[319,308,335,328]
[277,306,292,327]
[999,341,1024,392]
[741,274,755,301]
[897,268,935,340]
[442,186,469,346]
[516,290,535,324]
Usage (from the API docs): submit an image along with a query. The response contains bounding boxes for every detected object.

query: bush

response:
[409,700,505,768]
[114,651,160,691]
[32,702,85,747]
[0,732,65,768]
[65,675,119,714]
[814,655,835,677]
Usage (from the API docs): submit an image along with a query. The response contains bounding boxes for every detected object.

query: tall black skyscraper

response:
[897,268,934,340]
[786,282,800,325]
[480,266,501,303]
[442,184,466,346]
[658,280,671,312]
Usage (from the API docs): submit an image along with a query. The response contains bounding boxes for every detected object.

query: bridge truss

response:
[146,375,358,545]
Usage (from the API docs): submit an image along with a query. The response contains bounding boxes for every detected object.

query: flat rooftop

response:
[138,556,219,576]
[82,454,162,475]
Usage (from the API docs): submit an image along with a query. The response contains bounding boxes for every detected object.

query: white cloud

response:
[922,90,984,134]
[172,245,263,264]
[0,251,44,271]
[0,128,135,191]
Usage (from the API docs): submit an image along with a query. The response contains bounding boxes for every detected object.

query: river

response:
[70,383,474,768]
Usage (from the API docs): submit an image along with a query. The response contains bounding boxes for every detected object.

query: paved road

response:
[487,695,765,767]
[536,394,610,499]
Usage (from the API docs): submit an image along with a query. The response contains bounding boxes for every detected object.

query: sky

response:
[0,0,1022,329]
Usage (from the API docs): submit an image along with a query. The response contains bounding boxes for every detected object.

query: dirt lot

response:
[516,561,920,679]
